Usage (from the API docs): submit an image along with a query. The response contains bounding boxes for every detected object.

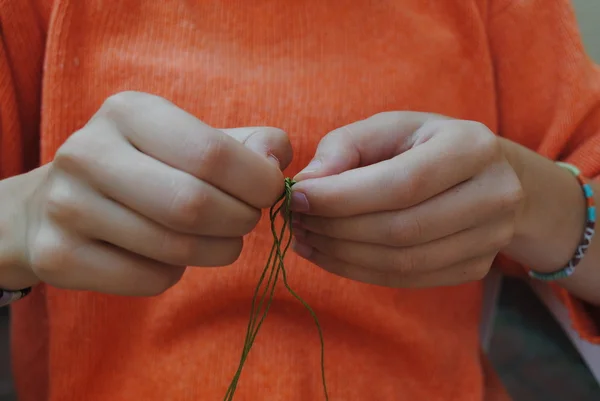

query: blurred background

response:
[0,2,598,400]
[573,0,600,62]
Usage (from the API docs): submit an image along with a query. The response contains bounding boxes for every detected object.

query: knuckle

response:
[467,261,491,281]
[159,234,200,266]
[103,91,144,112]
[193,134,229,176]
[386,215,424,246]
[390,250,420,276]
[28,231,72,281]
[104,90,136,106]
[465,122,498,155]
[166,183,211,230]
[54,129,95,170]
[370,111,412,125]
[499,179,525,211]
[158,236,243,268]
[218,238,244,266]
[167,267,186,287]
[465,120,493,135]
[387,273,409,289]
[100,91,169,122]
[326,124,354,140]
[44,179,81,223]
[368,111,423,135]
[55,121,119,173]
[238,209,262,236]
[397,170,427,207]
[101,91,138,118]
[372,111,401,120]
[263,127,293,168]
[491,221,516,250]
[375,111,445,134]
[145,268,185,297]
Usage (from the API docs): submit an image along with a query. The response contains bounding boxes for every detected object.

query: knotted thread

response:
[223,178,328,401]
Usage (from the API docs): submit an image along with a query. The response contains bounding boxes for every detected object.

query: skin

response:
[289,111,600,306]
[1,98,598,307]
[0,91,293,296]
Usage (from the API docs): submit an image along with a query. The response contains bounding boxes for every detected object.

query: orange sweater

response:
[2,1,600,400]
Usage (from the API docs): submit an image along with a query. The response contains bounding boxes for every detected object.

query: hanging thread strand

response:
[223,178,329,401]
[224,194,288,400]
[224,209,283,399]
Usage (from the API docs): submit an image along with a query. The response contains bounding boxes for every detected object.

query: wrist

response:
[0,167,46,290]
[499,139,585,273]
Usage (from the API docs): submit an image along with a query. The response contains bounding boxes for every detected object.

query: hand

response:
[8,91,292,295]
[289,112,523,288]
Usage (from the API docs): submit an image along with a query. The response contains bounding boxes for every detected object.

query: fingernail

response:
[290,192,310,212]
[298,159,321,175]
[292,239,313,259]
[267,153,280,168]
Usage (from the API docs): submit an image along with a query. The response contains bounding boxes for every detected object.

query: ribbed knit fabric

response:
[0,1,599,400]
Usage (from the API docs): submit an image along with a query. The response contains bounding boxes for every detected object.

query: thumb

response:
[220,127,293,170]
[293,128,360,182]
[294,112,441,181]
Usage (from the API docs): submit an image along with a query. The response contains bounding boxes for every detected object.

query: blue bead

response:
[583,184,593,198]
[588,206,596,222]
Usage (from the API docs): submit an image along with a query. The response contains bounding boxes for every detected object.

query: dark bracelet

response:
[529,162,596,281]
[0,287,32,307]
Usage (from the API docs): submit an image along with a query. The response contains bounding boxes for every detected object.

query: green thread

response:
[223,178,329,401]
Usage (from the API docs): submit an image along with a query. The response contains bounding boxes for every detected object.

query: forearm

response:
[501,138,600,306]
[0,168,45,290]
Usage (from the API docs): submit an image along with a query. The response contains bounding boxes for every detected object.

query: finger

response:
[398,253,496,288]
[55,127,263,235]
[293,243,495,288]
[29,223,186,296]
[294,164,523,246]
[294,112,442,180]
[293,216,513,274]
[221,127,293,170]
[291,119,499,217]
[45,175,244,267]
[95,91,283,208]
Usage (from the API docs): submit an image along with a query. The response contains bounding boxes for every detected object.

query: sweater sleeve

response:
[488,0,600,343]
[0,0,47,179]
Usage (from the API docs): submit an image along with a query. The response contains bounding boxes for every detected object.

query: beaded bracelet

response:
[0,287,31,308]
[528,162,596,281]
